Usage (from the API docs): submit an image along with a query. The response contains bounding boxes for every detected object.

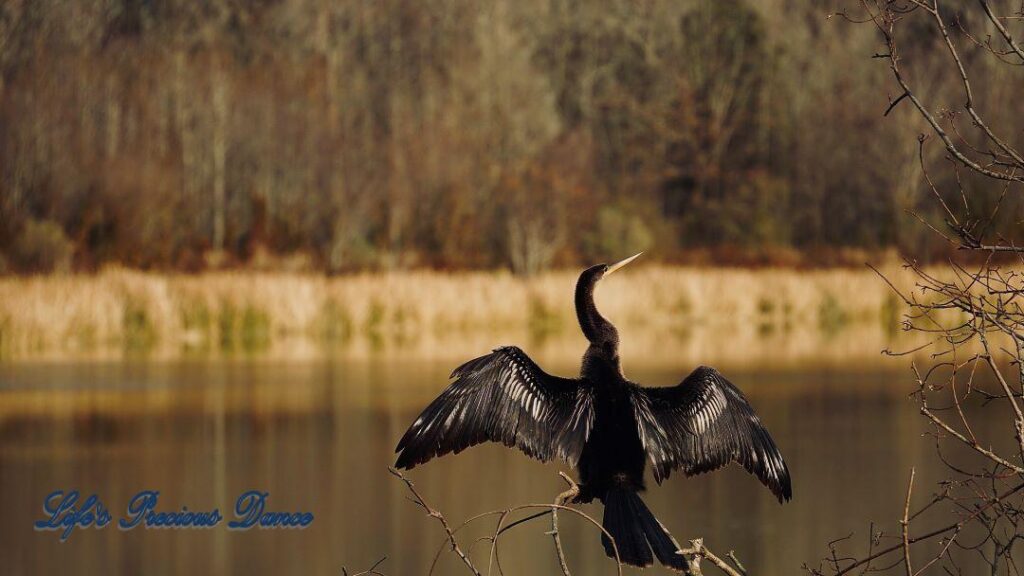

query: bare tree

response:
[809,1,1024,574]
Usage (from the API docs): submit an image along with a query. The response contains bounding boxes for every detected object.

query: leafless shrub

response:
[809,1,1024,574]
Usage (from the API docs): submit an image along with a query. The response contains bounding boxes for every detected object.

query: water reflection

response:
[0,358,1006,574]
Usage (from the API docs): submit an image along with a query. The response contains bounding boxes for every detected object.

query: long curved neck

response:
[576,270,623,379]
[575,270,619,348]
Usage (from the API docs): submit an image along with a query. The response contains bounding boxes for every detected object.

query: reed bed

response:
[0,265,932,367]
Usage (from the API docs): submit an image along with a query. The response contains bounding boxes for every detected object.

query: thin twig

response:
[389,467,483,576]
[342,556,388,576]
[680,538,747,576]
[901,468,915,576]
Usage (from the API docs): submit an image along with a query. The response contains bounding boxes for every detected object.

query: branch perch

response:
[387,467,741,576]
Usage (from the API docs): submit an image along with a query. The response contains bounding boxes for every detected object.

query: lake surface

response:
[0,355,1003,575]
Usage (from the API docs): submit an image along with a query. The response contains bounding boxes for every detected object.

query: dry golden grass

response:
[0,264,933,367]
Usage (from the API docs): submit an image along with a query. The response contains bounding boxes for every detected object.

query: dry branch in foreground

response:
[386,467,748,576]
[810,1,1024,573]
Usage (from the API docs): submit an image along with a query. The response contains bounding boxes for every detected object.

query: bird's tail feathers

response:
[601,488,691,572]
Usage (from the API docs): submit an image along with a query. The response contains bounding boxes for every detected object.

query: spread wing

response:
[395,346,595,469]
[631,366,792,502]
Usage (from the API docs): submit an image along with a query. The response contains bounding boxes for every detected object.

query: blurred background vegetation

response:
[3,0,1023,276]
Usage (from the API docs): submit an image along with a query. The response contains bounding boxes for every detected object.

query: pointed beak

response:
[605,252,643,276]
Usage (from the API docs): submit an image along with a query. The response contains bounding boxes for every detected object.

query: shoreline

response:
[0,265,927,365]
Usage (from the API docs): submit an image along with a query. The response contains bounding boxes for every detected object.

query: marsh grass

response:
[0,264,954,365]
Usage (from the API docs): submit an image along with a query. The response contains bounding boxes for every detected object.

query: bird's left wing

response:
[395,346,595,469]
[631,366,792,502]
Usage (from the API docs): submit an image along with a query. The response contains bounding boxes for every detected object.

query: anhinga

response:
[395,253,792,570]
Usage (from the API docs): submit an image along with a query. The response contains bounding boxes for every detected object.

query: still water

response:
[0,355,987,575]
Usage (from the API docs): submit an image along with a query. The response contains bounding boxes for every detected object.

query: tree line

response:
[1,0,1022,274]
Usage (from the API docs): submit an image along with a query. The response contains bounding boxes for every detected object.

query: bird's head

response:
[575,253,642,348]
[579,252,644,287]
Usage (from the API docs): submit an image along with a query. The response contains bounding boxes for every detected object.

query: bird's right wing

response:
[631,366,792,502]
[394,346,595,469]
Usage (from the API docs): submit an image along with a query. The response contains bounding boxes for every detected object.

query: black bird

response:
[395,253,792,570]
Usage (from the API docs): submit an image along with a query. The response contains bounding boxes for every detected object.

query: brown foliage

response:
[2,0,1023,274]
